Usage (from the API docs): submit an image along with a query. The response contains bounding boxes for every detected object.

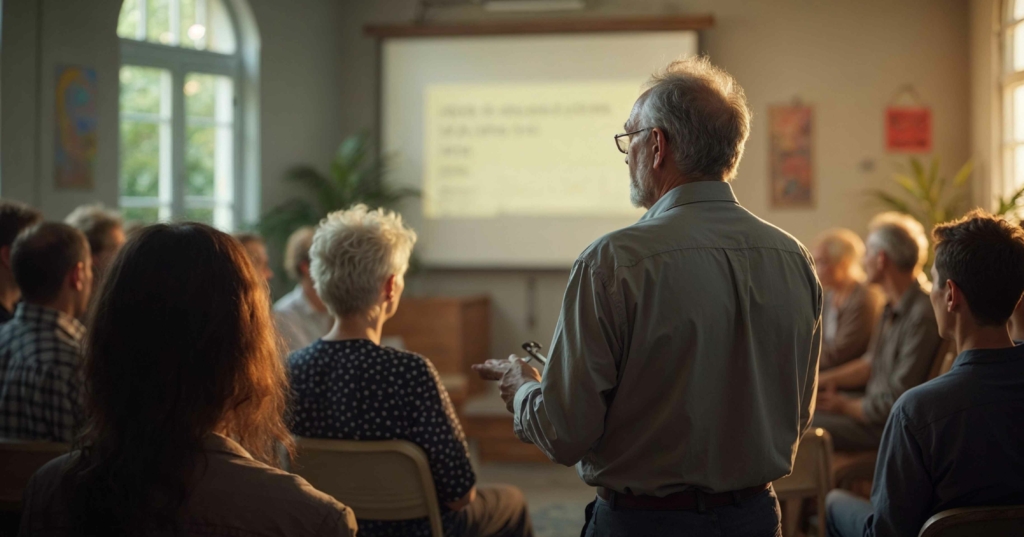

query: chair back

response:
[919,505,1024,537]
[773,428,834,537]
[292,438,444,537]
[0,440,69,511]
[928,338,955,380]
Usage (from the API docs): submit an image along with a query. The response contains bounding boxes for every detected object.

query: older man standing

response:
[474,57,821,536]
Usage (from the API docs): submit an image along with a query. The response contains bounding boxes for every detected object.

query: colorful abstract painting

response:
[769,105,814,208]
[55,65,98,189]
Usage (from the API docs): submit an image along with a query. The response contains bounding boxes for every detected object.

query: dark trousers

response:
[449,485,534,537]
[582,487,782,537]
[812,411,885,452]
[826,489,873,537]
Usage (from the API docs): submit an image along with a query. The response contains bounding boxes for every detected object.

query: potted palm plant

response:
[258,133,419,292]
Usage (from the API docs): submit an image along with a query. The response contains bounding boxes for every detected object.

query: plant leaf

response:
[951,159,974,188]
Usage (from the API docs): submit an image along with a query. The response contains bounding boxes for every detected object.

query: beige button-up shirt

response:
[513,181,822,496]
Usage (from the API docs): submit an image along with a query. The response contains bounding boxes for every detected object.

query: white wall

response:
[339,0,971,359]
[0,0,347,223]
[0,0,972,363]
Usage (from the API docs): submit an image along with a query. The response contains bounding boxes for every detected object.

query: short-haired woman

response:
[18,223,357,536]
[812,228,885,370]
[289,204,533,537]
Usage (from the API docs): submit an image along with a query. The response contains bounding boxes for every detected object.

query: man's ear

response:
[0,246,10,269]
[299,260,311,279]
[383,274,397,302]
[946,279,961,314]
[68,261,86,292]
[650,127,667,170]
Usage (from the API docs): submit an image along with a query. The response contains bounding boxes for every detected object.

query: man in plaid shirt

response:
[0,223,93,442]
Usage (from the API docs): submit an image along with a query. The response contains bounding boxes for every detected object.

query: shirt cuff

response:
[512,380,542,440]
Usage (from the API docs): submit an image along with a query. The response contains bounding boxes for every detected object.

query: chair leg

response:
[817,494,827,537]
[781,498,803,537]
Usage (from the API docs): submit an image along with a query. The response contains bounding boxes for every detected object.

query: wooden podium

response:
[382,295,548,462]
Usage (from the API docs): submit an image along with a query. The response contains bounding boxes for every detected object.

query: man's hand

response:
[472,355,542,413]
[815,381,847,415]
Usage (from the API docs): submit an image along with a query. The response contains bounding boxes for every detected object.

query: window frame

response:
[118,0,247,231]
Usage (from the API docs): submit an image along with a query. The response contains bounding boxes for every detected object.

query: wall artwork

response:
[885,106,932,153]
[769,104,814,208]
[55,65,98,189]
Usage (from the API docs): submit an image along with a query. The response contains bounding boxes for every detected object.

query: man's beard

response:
[629,152,656,209]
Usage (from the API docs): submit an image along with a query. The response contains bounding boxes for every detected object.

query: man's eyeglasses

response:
[614,128,651,154]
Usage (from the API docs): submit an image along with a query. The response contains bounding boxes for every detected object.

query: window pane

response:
[1014,24,1024,72]
[1016,0,1024,21]
[180,0,201,50]
[185,73,234,206]
[184,207,214,225]
[1015,145,1024,189]
[123,206,162,225]
[120,122,161,197]
[117,0,140,39]
[147,0,173,45]
[1016,85,1024,143]
[120,66,172,216]
[206,0,237,54]
[120,66,166,115]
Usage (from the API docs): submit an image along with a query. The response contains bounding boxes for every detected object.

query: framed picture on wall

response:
[54,65,98,190]
[769,104,814,208]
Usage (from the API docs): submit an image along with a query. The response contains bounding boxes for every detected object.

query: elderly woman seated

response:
[812,228,884,371]
[288,204,533,537]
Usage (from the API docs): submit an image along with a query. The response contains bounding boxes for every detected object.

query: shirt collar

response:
[639,181,739,222]
[888,281,923,317]
[952,343,1024,368]
[202,433,254,460]
[15,302,86,342]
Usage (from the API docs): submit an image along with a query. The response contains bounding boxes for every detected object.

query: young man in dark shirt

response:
[827,210,1024,537]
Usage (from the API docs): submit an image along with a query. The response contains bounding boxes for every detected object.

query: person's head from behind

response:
[64,204,125,284]
[812,228,867,290]
[284,226,316,285]
[863,212,928,285]
[11,223,92,318]
[621,56,751,209]
[310,204,417,324]
[0,201,43,301]
[64,223,291,533]
[235,232,273,283]
[929,211,1024,341]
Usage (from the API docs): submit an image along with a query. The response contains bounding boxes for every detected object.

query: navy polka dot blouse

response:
[289,339,476,537]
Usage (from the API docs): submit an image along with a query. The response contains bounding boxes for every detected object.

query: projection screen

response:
[381,30,699,268]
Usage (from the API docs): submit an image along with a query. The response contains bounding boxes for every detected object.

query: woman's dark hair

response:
[62,223,292,535]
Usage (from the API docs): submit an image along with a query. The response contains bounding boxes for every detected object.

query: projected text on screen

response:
[423,82,642,219]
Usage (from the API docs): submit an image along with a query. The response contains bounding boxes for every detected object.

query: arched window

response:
[117,0,253,230]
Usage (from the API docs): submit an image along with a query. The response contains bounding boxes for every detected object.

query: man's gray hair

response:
[868,212,928,273]
[639,56,751,181]
[310,204,417,317]
[64,204,122,257]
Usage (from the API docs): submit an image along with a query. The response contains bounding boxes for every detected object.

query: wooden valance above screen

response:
[363,15,714,38]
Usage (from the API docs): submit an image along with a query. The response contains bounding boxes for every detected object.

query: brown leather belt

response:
[596,483,771,512]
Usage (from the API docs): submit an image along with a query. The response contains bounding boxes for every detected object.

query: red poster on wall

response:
[886,107,932,153]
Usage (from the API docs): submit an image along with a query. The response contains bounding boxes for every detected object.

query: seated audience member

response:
[0,201,43,323]
[813,228,885,370]
[826,211,1024,537]
[0,223,91,442]
[813,212,941,451]
[274,226,332,352]
[18,223,356,536]
[235,232,274,283]
[289,205,533,537]
[64,203,125,287]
